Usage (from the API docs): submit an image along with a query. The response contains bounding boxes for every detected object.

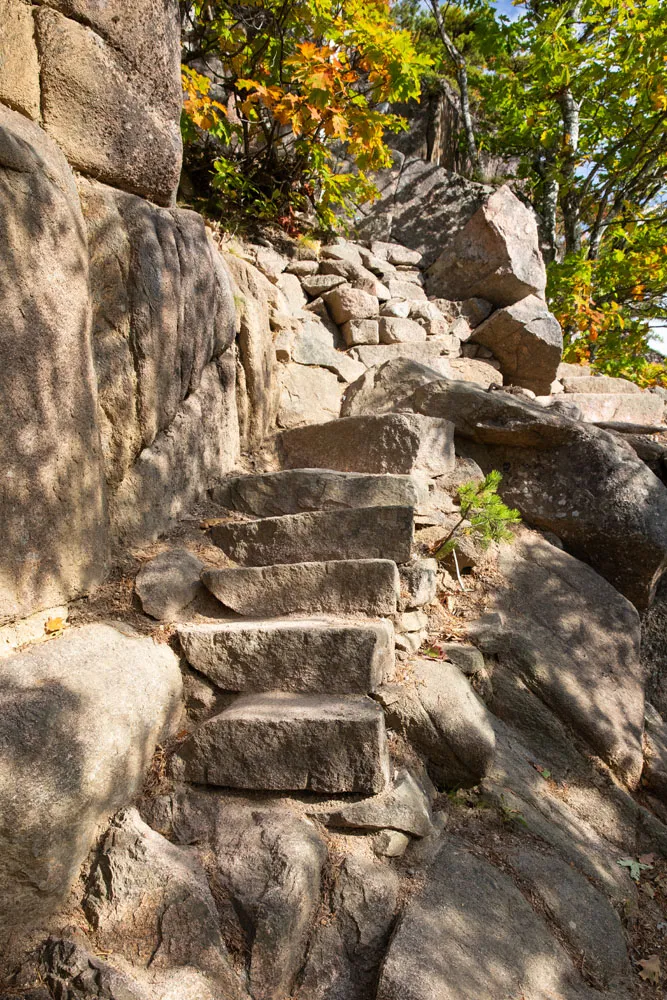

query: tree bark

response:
[430,0,480,177]
[559,86,582,255]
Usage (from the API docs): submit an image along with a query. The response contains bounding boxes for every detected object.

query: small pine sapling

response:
[433,471,521,584]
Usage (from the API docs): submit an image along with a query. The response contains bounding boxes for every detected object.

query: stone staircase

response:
[171,465,437,798]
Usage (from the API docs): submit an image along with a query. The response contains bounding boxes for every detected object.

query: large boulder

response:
[356,156,491,268]
[0,107,108,622]
[340,358,444,417]
[223,253,281,446]
[33,2,182,204]
[470,294,562,394]
[0,624,182,946]
[377,833,600,1000]
[409,378,667,609]
[469,531,644,786]
[376,657,496,788]
[83,808,246,998]
[425,185,547,306]
[0,0,41,119]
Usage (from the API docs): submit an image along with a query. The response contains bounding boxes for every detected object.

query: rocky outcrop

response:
[410,378,667,608]
[469,531,645,786]
[470,294,562,394]
[425,185,547,306]
[0,107,108,622]
[0,624,182,946]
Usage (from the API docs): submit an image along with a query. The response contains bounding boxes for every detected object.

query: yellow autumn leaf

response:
[44,616,65,634]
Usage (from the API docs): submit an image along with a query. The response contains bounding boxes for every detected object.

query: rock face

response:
[410,378,667,609]
[470,531,645,786]
[321,768,433,837]
[173,693,391,794]
[83,808,246,998]
[178,617,394,693]
[33,2,182,205]
[471,294,562,394]
[280,413,455,476]
[79,179,236,487]
[211,469,422,516]
[425,186,547,306]
[0,107,108,622]
[209,505,414,566]
[0,624,182,944]
[341,358,444,417]
[0,0,41,119]
[557,391,664,425]
[377,834,599,1000]
[203,559,400,617]
[376,658,496,788]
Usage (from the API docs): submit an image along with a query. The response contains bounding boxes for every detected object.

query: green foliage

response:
[618,857,654,883]
[180,0,430,230]
[405,0,667,386]
[434,471,521,561]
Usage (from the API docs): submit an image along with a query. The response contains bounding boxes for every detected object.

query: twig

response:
[453,549,466,592]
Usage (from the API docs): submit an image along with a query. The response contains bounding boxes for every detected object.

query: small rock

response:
[386,278,427,301]
[370,241,423,267]
[135,548,205,621]
[379,316,428,344]
[398,558,438,610]
[374,829,410,857]
[323,284,380,324]
[302,273,347,297]
[341,318,380,346]
[286,259,319,276]
[381,298,411,319]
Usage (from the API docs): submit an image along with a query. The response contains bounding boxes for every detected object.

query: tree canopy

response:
[181,0,667,384]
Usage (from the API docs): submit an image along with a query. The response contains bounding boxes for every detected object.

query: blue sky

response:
[491,0,525,19]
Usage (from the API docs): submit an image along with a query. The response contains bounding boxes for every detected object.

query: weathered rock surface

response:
[178,616,393,694]
[468,531,644,785]
[108,355,239,545]
[351,342,454,372]
[280,413,455,476]
[0,0,41,119]
[341,318,380,346]
[224,252,280,447]
[210,505,414,566]
[277,362,343,429]
[0,624,182,943]
[79,177,236,491]
[35,4,182,205]
[471,294,562,394]
[377,834,600,1000]
[410,378,667,608]
[83,808,245,997]
[135,548,205,620]
[559,391,664,425]
[173,693,390,794]
[291,325,366,383]
[296,852,400,1000]
[319,768,433,836]
[340,358,444,417]
[202,559,400,616]
[376,657,496,787]
[398,558,438,609]
[39,936,151,1000]
[426,185,546,306]
[210,469,422,516]
[502,847,632,993]
[0,108,108,622]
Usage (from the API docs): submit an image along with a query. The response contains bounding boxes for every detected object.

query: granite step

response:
[173,692,391,795]
[202,559,400,617]
[209,505,414,566]
[177,616,394,694]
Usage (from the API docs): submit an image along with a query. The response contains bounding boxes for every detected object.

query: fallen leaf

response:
[638,955,661,984]
[44,616,65,634]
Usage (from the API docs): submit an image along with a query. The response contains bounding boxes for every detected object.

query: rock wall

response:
[0,0,241,620]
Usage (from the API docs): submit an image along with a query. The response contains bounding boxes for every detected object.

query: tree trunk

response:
[558,87,581,255]
[429,0,480,177]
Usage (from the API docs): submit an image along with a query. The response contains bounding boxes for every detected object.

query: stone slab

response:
[279,413,455,476]
[209,505,414,566]
[177,616,394,693]
[173,692,391,794]
[211,468,423,516]
[202,559,400,616]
